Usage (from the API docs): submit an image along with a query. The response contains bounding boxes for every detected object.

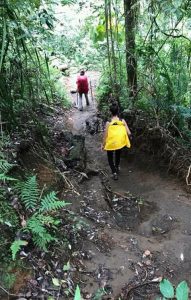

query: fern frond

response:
[0,173,16,182]
[39,191,70,212]
[21,176,39,210]
[38,215,55,225]
[10,239,28,260]
[0,159,15,174]
[27,215,56,250]
[33,233,55,251]
[27,215,46,235]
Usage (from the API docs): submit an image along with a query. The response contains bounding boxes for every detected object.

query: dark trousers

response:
[107,149,121,174]
[78,93,89,109]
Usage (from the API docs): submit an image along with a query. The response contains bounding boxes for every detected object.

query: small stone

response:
[145,259,152,266]
[26,291,32,297]
[143,249,151,257]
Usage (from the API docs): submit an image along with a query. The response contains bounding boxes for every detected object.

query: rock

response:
[152,214,177,235]
[85,161,99,176]
[63,134,86,171]
[85,115,102,135]
[55,158,67,171]
[25,291,32,297]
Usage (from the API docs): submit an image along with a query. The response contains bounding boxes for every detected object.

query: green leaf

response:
[176,281,189,300]
[160,279,174,298]
[74,285,81,300]
[11,239,28,260]
[52,278,60,286]
[63,261,70,271]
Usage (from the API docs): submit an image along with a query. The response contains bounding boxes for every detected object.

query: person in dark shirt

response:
[76,70,89,111]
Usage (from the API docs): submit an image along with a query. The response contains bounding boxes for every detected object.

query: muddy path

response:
[59,72,191,299]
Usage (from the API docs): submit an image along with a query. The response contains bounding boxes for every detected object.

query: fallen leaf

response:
[52,277,60,286]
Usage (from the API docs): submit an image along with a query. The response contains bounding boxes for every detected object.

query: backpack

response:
[104,120,131,151]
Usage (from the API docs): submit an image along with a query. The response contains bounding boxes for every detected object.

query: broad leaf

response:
[176,281,189,300]
[63,261,70,271]
[160,279,174,298]
[52,277,60,286]
[74,285,81,300]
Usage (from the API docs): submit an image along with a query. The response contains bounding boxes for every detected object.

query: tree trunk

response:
[104,0,113,86]
[124,0,137,103]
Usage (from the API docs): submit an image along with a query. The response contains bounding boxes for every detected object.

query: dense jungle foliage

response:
[1,0,190,129]
[0,0,191,298]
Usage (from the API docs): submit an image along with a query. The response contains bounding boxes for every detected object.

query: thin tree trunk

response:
[124,0,137,104]
[104,0,113,85]
[108,0,118,97]
[114,0,122,88]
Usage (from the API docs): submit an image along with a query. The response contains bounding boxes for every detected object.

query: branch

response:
[156,0,191,53]
[0,285,18,297]
[153,16,190,43]
[126,279,161,297]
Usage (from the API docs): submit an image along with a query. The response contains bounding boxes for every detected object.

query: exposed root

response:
[124,278,161,298]
[0,285,18,297]
[186,164,191,185]
[59,170,80,195]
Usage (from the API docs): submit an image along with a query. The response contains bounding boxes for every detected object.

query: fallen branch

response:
[186,164,191,185]
[0,285,18,297]
[103,182,132,200]
[125,278,161,297]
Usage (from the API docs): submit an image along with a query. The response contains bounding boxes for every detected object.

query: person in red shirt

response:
[76,70,90,111]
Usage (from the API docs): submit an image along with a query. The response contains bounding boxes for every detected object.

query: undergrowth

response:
[11,175,70,257]
[0,157,70,261]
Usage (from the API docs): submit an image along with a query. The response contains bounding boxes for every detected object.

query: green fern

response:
[27,215,56,250]
[39,191,70,212]
[11,175,71,253]
[38,215,60,226]
[11,239,28,260]
[20,176,39,210]
[32,232,56,251]
[0,159,15,174]
[39,215,56,225]
[27,215,46,235]
[0,173,16,182]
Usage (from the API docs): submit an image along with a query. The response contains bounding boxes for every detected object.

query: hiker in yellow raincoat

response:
[102,103,131,180]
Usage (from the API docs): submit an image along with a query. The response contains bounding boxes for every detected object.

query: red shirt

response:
[76,75,89,94]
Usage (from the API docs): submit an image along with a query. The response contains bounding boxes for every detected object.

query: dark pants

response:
[78,93,89,110]
[107,149,121,174]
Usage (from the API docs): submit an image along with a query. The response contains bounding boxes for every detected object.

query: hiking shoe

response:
[112,173,118,180]
[115,166,120,174]
[79,108,83,111]
[86,102,90,106]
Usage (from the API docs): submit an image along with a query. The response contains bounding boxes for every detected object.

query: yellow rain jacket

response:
[104,120,131,151]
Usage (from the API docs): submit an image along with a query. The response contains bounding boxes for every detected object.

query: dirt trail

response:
[64,72,191,298]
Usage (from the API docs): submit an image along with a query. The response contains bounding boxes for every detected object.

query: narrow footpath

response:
[61,71,191,299]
